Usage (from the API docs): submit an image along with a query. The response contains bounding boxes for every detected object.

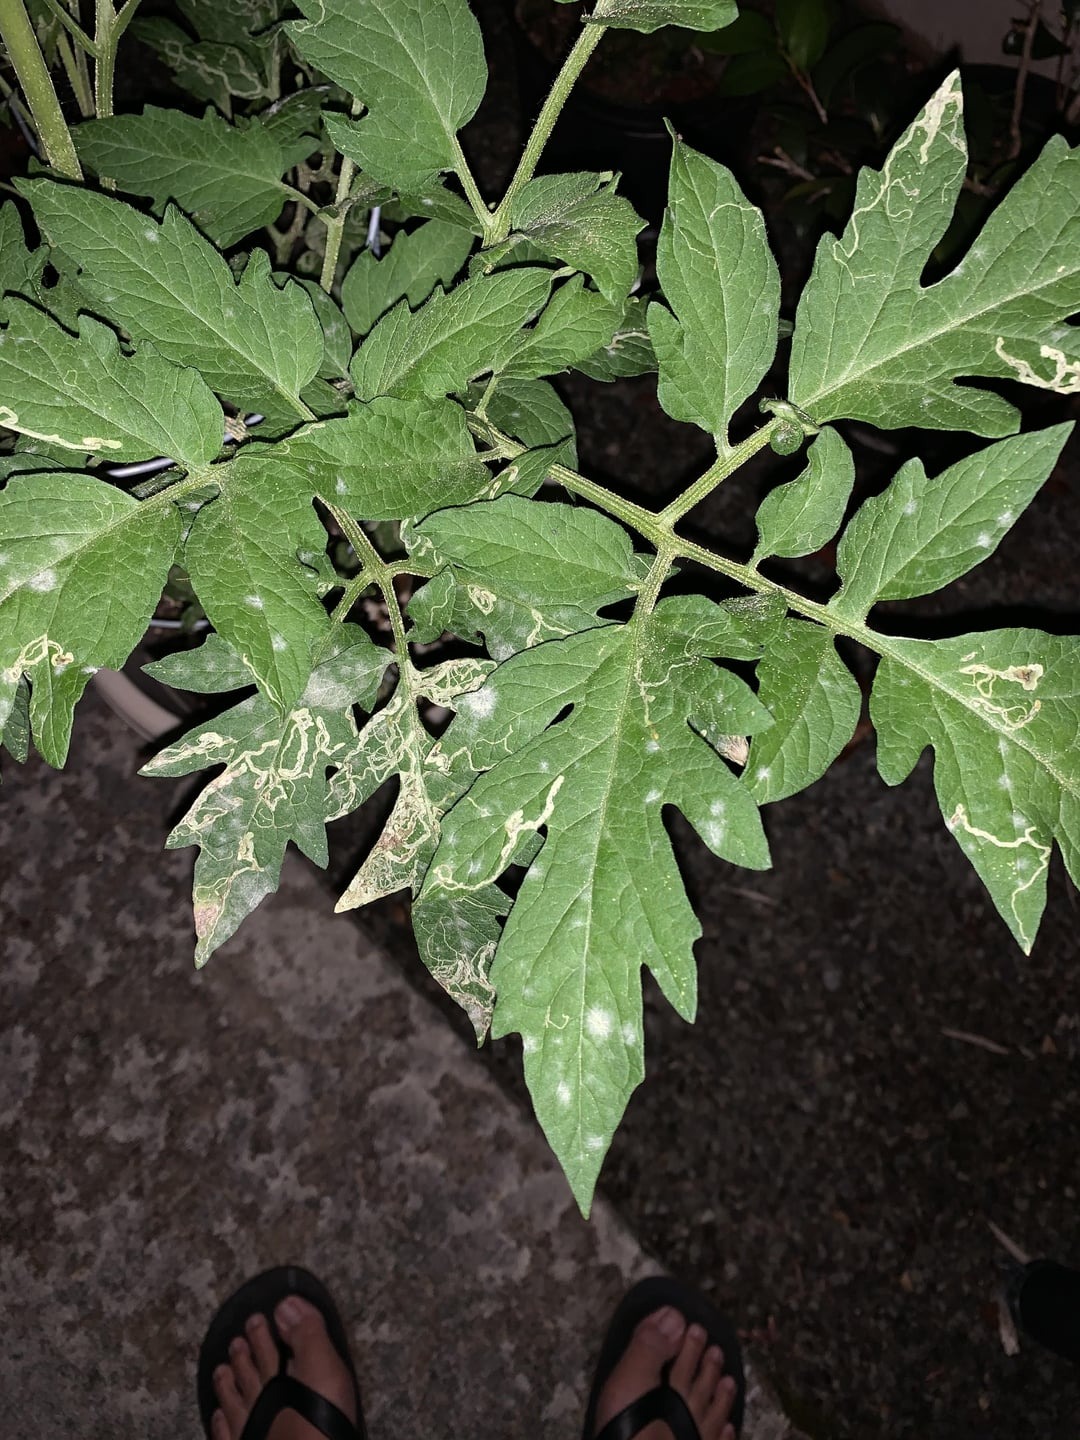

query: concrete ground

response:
[1,689,794,1439]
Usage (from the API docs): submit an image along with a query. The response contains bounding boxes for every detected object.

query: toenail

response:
[688,1323,706,1343]
[229,1337,244,1354]
[705,1345,722,1364]
[722,1376,736,1392]
[246,1313,265,1330]
[657,1307,684,1339]
[278,1297,302,1325]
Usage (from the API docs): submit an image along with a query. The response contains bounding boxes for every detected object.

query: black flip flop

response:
[197,1264,366,1440]
[582,1276,746,1440]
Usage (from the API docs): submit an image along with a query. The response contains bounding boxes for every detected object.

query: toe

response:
[669,1322,708,1394]
[691,1345,722,1408]
[706,1375,737,1431]
[210,1409,230,1440]
[590,1305,686,1436]
[227,1336,262,1404]
[274,1295,328,1355]
[245,1313,279,1381]
[212,1363,246,1432]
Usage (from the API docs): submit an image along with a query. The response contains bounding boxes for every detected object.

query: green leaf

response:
[257,89,325,167]
[1,674,30,765]
[507,173,645,306]
[715,50,789,95]
[0,203,44,322]
[412,882,505,1041]
[144,631,254,693]
[0,298,223,468]
[176,0,286,44]
[321,116,480,232]
[73,107,292,249]
[745,619,861,803]
[234,396,490,519]
[484,378,576,458]
[21,182,323,417]
[811,23,900,109]
[833,425,1073,619]
[0,474,180,766]
[407,495,648,659]
[576,295,656,381]
[872,630,1080,952]
[288,0,487,188]
[648,139,780,441]
[350,268,553,400]
[696,9,775,53]
[776,0,832,70]
[500,278,621,381]
[288,278,353,381]
[131,18,266,112]
[583,0,739,35]
[141,625,387,965]
[340,220,474,337]
[752,426,854,562]
[789,73,1080,435]
[182,465,335,713]
[329,655,500,1031]
[422,615,772,1211]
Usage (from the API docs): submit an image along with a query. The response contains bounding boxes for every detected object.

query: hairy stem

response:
[488,23,605,244]
[0,0,82,177]
[452,137,494,239]
[659,423,780,527]
[93,0,116,120]
[324,502,411,664]
[466,416,917,686]
[320,98,362,293]
[57,33,93,116]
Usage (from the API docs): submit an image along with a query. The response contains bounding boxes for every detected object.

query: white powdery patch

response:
[335,477,347,495]
[709,798,726,817]
[755,766,771,782]
[976,533,992,548]
[622,1022,636,1045]
[644,788,661,804]
[144,228,159,242]
[28,568,57,592]
[998,510,1015,525]
[555,1080,571,1106]
[585,1006,613,1039]
[271,635,288,652]
[903,500,918,515]
[461,686,496,718]
[585,1135,605,1152]
[244,594,264,609]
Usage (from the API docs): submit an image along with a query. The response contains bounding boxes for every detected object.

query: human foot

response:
[210,1295,359,1440]
[592,1306,738,1440]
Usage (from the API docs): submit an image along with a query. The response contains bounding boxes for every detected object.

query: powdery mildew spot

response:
[585,1006,612,1039]
[28,569,57,592]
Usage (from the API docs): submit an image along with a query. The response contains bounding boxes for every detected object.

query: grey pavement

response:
[1,689,793,1438]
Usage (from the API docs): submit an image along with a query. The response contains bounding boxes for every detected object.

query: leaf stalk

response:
[487,23,605,244]
[0,0,82,177]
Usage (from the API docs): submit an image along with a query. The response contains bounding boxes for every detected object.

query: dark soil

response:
[332,5,1080,1438]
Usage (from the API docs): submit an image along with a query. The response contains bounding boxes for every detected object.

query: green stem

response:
[56,33,93,116]
[467,416,909,683]
[93,0,116,120]
[659,423,779,528]
[0,0,82,177]
[320,98,362,293]
[323,502,411,660]
[279,183,320,216]
[38,0,97,54]
[487,23,605,244]
[452,137,494,239]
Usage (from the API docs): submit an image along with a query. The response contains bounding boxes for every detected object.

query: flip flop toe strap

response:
[594,1384,701,1440]
[241,1375,363,1440]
